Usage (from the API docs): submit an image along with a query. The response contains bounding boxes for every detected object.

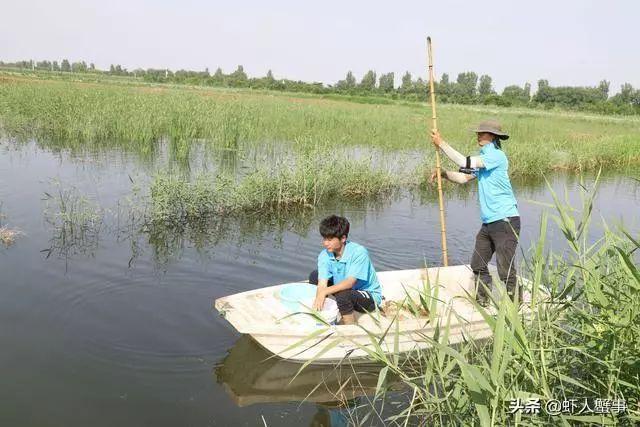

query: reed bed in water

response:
[1,77,640,178]
[293,177,640,426]
[149,153,403,225]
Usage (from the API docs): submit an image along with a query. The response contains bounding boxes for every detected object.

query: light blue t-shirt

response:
[317,241,383,306]
[473,142,519,223]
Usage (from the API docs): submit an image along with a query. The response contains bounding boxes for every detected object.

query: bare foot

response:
[339,313,356,325]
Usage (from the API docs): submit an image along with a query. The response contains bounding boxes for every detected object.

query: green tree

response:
[345,71,356,88]
[336,71,356,91]
[400,71,413,93]
[613,83,635,105]
[71,61,87,72]
[478,75,493,96]
[501,85,529,105]
[598,80,610,100]
[438,73,452,97]
[213,67,224,82]
[230,65,248,85]
[523,82,531,100]
[379,72,394,93]
[534,79,551,103]
[455,72,478,98]
[359,70,377,91]
[414,77,428,101]
[61,59,71,72]
[36,60,51,70]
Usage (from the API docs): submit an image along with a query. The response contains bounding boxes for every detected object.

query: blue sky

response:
[2,0,638,93]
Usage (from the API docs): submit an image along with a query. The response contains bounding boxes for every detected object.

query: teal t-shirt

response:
[474,142,519,223]
[317,241,383,306]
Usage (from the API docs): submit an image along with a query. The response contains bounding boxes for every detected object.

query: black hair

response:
[492,136,502,150]
[319,215,350,239]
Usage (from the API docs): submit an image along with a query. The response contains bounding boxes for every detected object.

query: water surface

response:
[0,139,638,426]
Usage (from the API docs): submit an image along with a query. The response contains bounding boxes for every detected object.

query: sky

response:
[1,0,638,94]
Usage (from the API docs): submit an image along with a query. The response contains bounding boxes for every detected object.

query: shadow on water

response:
[215,335,403,426]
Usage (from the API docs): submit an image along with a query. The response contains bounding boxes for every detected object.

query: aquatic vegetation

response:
[1,77,640,180]
[148,152,402,226]
[291,178,640,425]
[41,182,104,258]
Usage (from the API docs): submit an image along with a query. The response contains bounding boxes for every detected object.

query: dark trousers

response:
[308,270,377,315]
[470,216,521,302]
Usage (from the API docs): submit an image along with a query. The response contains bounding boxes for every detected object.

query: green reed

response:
[292,175,640,426]
[41,181,104,258]
[148,150,403,226]
[2,76,640,179]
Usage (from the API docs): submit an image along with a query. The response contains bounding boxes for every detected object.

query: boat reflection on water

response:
[215,335,402,425]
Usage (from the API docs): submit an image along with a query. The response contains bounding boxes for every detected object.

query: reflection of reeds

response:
[291,174,640,425]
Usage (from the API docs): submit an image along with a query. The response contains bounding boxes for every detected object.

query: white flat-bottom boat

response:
[214,265,534,363]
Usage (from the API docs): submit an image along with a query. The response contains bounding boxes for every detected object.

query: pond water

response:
[0,140,638,426]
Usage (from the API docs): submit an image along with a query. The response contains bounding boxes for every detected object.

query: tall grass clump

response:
[41,182,104,257]
[295,174,640,426]
[149,150,401,226]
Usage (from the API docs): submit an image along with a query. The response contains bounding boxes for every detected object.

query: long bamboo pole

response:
[427,36,449,266]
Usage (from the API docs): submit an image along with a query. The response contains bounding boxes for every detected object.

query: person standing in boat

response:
[430,120,521,305]
[309,215,383,325]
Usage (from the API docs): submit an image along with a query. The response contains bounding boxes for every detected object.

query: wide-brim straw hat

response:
[470,120,509,140]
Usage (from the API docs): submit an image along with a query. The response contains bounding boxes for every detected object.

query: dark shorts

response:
[308,270,377,315]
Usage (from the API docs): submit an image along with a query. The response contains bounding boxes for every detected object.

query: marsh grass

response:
[148,150,403,227]
[41,182,104,258]
[2,77,640,179]
[289,175,640,426]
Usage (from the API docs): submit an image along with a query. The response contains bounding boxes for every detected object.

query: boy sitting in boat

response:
[308,215,383,325]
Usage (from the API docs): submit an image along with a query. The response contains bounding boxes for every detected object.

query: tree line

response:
[2,59,639,115]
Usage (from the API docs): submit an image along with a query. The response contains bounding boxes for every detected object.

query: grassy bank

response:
[1,76,640,180]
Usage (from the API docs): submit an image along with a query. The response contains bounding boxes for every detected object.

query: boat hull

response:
[214,265,532,363]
